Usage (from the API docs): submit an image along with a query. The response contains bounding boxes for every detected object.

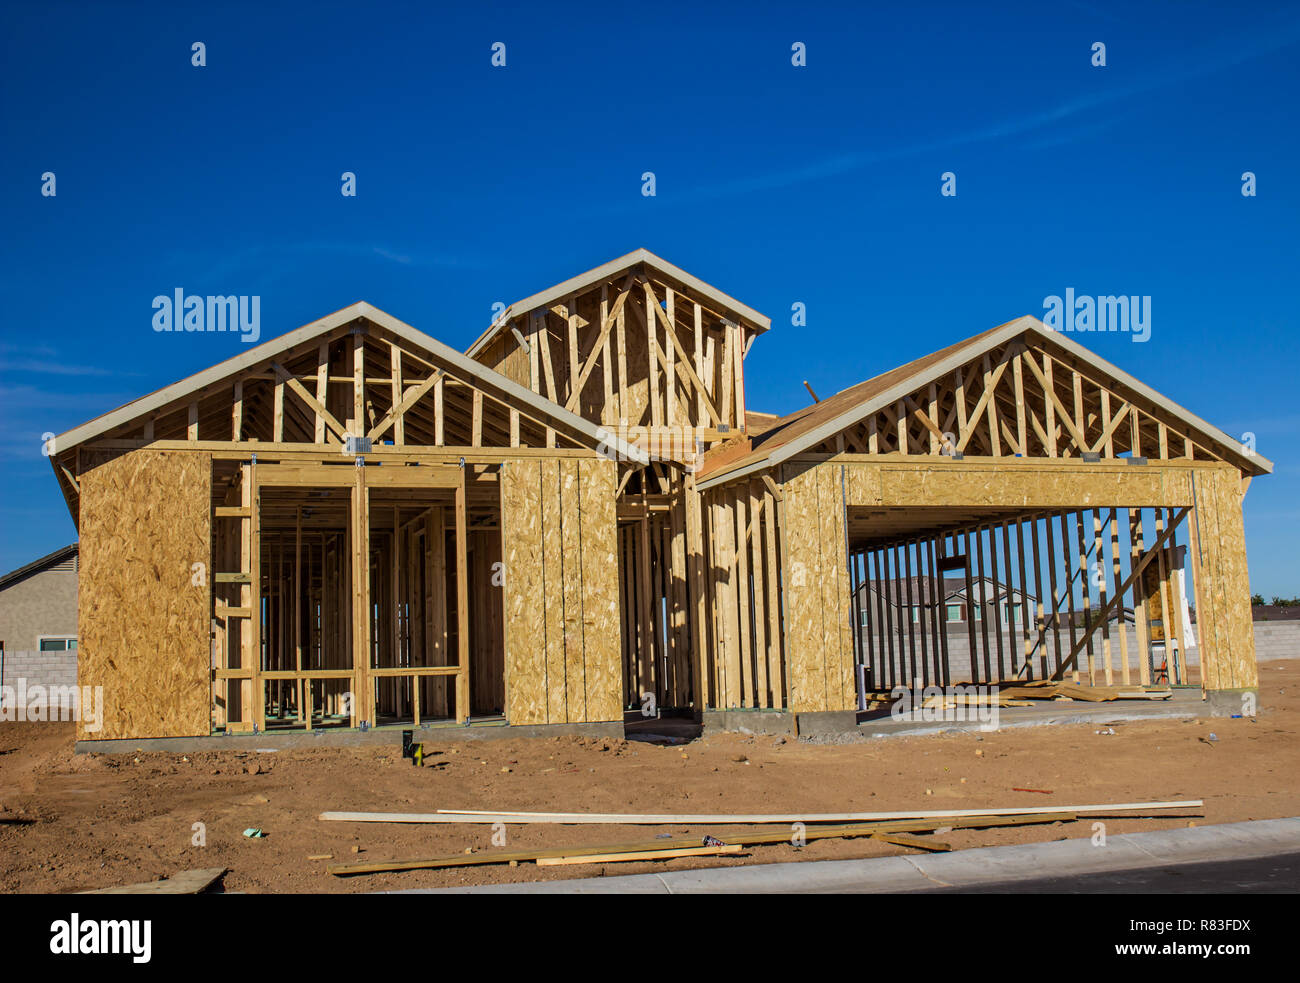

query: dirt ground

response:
[2,661,1297,894]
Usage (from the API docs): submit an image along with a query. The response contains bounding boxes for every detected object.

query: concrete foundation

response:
[1203,688,1257,718]
[74,717,624,754]
[700,708,794,736]
[74,686,1257,753]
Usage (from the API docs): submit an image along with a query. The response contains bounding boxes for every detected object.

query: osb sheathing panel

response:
[713,494,741,706]
[1194,467,1257,691]
[877,466,1175,509]
[500,460,547,724]
[781,464,854,713]
[541,460,566,722]
[498,457,622,724]
[78,450,212,740]
[840,462,1193,510]
[560,460,586,721]
[700,481,787,710]
[579,459,622,721]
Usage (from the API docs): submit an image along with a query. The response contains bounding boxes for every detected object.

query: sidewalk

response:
[396,816,1300,894]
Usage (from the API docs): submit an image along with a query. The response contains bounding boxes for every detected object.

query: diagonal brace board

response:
[272,361,347,442]
[1050,506,1191,680]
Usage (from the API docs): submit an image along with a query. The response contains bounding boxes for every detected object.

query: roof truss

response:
[699,317,1271,489]
[49,302,651,519]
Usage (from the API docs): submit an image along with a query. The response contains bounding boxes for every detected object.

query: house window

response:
[970,604,982,621]
[946,604,962,622]
[860,609,869,627]
[39,637,77,652]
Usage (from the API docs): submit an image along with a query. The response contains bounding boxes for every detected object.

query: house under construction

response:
[50,249,1270,744]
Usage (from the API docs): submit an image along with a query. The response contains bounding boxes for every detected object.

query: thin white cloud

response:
[639,17,1300,207]
[187,241,487,283]
[0,357,122,377]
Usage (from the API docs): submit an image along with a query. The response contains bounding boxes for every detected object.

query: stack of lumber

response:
[998,681,1173,702]
[319,799,1201,877]
[869,682,1174,706]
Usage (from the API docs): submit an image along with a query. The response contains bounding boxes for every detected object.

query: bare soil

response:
[2,661,1297,894]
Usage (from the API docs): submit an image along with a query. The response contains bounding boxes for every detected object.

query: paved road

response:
[919,849,1300,893]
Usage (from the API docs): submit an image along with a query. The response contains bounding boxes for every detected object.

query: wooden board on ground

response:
[537,844,743,866]
[80,867,226,895]
[314,799,1200,825]
[870,832,951,852]
[325,812,1078,876]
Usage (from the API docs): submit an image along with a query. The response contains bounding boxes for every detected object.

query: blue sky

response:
[1,1,1297,595]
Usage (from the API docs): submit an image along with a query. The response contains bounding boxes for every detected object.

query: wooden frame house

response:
[50,250,1270,743]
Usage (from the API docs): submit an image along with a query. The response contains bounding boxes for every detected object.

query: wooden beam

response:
[366,368,445,442]
[390,345,404,445]
[1052,507,1191,680]
[565,274,633,412]
[272,362,347,441]
[455,468,470,722]
[314,342,329,443]
[955,348,1015,452]
[231,381,243,441]
[352,330,366,437]
[643,286,723,427]
[1021,352,1088,454]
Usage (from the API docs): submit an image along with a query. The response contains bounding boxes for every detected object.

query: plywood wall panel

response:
[827,466,856,710]
[1195,467,1257,691]
[501,461,546,723]
[559,460,587,722]
[78,450,212,740]
[579,458,622,721]
[782,465,825,712]
[876,465,1170,509]
[540,460,567,723]
[499,456,622,724]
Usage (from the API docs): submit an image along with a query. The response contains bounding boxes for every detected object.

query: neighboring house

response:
[855,576,1038,628]
[0,544,79,703]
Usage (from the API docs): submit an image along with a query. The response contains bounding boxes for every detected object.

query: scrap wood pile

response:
[865,680,1173,709]
[997,680,1174,703]
[316,799,1201,877]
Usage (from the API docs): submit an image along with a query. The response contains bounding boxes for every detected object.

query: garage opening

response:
[847,505,1197,694]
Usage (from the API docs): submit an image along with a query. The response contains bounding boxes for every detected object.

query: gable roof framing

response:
[697,316,1272,490]
[465,248,771,360]
[49,301,649,516]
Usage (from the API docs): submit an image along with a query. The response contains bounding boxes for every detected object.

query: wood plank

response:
[455,469,470,721]
[80,867,226,895]
[321,800,1201,825]
[538,845,743,866]
[273,361,347,441]
[1054,507,1191,679]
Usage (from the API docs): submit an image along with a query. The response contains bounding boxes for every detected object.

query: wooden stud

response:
[455,468,470,722]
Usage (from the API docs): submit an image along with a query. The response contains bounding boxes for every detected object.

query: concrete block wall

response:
[1252,621,1300,662]
[0,651,80,708]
